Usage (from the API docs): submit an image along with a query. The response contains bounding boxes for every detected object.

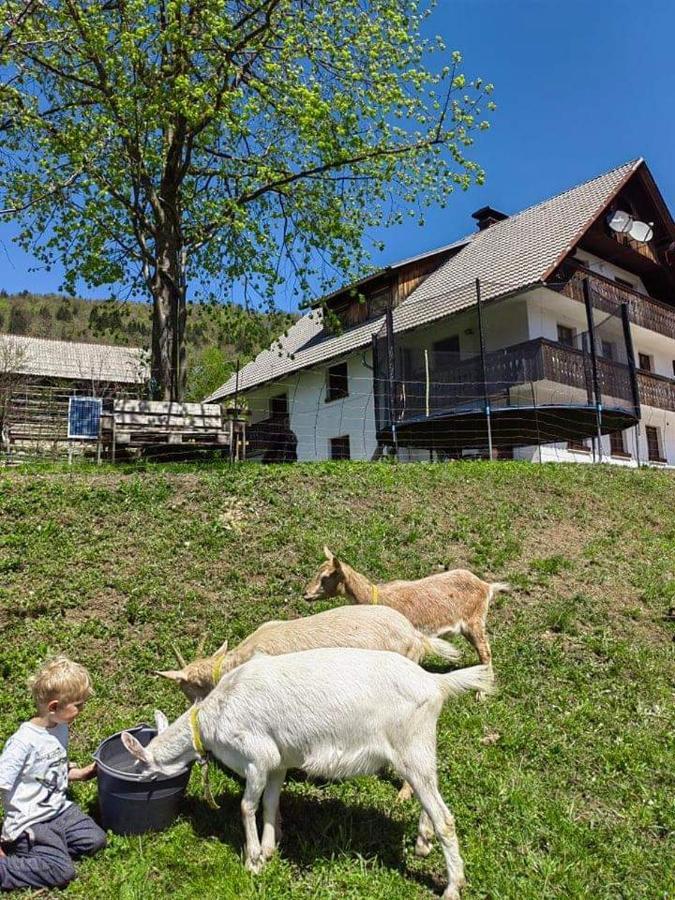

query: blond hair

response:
[30,657,93,708]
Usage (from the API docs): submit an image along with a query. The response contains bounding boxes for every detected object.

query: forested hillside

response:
[0,290,295,399]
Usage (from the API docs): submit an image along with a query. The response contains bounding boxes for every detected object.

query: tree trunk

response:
[150,221,186,401]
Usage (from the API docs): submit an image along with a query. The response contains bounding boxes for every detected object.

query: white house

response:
[207,159,675,466]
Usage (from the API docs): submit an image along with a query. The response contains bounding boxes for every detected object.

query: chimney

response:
[471,206,509,231]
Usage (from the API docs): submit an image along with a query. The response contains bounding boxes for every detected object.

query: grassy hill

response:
[0,461,673,899]
[0,290,295,400]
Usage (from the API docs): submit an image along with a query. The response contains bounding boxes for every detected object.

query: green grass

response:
[1,461,674,899]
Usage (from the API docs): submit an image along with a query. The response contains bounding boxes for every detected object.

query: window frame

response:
[609,430,629,458]
[326,362,349,402]
[329,435,351,460]
[638,352,653,372]
[645,426,664,462]
[557,324,576,349]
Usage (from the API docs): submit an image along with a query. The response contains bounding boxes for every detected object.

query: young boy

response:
[0,657,106,890]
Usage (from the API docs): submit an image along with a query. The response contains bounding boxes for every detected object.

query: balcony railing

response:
[388,338,640,428]
[637,370,675,411]
[558,263,675,340]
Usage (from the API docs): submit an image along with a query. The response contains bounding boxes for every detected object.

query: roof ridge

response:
[0,332,145,353]
[475,158,643,235]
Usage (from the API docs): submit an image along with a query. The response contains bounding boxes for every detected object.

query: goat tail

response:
[436,664,496,701]
[423,635,462,662]
[489,581,511,601]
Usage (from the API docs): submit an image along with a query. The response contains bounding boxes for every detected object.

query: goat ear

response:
[323,545,333,561]
[154,710,169,734]
[155,669,186,682]
[214,639,228,657]
[121,732,151,764]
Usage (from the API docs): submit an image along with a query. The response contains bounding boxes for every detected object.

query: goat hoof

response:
[397,783,414,803]
[245,855,265,874]
[475,691,487,703]
[414,837,433,858]
[442,886,462,900]
[261,844,277,861]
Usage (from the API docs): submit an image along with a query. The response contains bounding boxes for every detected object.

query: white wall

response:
[289,352,378,461]
[232,283,674,465]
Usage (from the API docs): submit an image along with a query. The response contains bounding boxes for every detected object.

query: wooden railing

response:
[391,338,643,424]
[557,263,675,339]
[637,371,675,411]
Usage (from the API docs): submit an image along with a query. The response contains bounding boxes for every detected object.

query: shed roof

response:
[0,333,149,384]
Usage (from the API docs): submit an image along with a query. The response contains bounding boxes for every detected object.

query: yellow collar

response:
[370,583,379,605]
[211,654,224,686]
[189,707,220,810]
[189,706,207,759]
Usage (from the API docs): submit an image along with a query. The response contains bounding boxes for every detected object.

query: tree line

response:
[0,290,294,401]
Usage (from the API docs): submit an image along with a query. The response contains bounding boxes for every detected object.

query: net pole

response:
[385,306,398,456]
[582,277,603,462]
[475,278,493,459]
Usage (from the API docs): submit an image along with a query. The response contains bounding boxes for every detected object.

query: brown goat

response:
[157,604,461,703]
[304,546,510,670]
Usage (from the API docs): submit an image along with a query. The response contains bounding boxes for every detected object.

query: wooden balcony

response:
[557,263,675,340]
[637,370,675,411]
[390,338,639,427]
[374,337,645,450]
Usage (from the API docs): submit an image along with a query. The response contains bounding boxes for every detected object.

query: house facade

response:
[208,159,675,467]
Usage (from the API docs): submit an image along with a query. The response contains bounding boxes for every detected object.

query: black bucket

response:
[93,723,192,836]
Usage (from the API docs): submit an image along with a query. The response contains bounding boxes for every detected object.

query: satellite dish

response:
[606,210,633,234]
[627,220,654,243]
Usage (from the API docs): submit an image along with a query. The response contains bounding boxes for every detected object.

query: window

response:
[601,341,615,361]
[645,426,663,462]
[326,362,349,401]
[330,435,351,460]
[609,430,628,457]
[368,288,390,317]
[269,393,288,419]
[638,353,652,372]
[433,334,460,355]
[557,324,576,348]
[568,439,590,452]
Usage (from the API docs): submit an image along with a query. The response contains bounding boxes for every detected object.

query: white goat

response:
[157,604,460,703]
[123,648,494,900]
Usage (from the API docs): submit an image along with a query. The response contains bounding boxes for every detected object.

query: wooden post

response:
[475,278,493,459]
[582,277,603,462]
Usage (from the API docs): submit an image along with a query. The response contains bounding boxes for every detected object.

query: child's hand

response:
[68,762,97,782]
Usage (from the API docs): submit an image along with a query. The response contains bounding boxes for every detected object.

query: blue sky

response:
[1,0,674,306]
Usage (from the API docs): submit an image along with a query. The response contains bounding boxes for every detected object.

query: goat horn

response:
[171,644,187,667]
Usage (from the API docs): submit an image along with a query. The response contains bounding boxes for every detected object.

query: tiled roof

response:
[0,333,149,383]
[207,158,642,401]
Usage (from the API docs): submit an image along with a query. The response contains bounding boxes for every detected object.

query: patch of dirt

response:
[62,589,127,626]
[518,519,590,563]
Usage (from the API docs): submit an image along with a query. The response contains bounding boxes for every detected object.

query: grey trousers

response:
[0,804,106,891]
